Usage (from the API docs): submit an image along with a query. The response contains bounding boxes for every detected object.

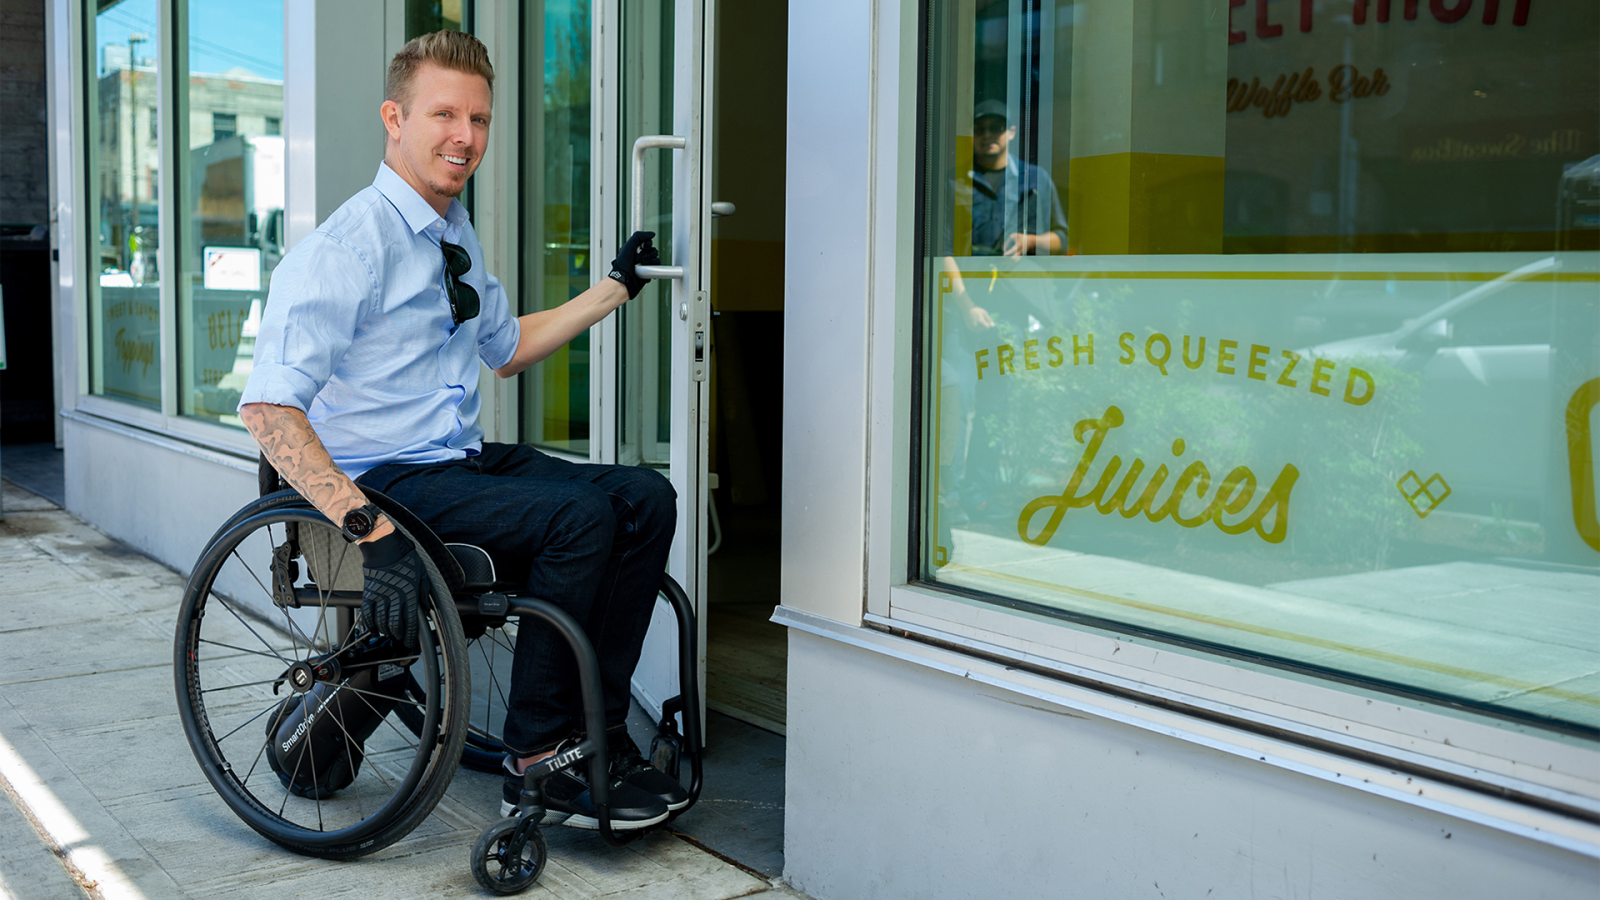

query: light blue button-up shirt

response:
[240,163,521,480]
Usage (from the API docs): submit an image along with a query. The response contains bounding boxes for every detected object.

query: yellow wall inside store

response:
[1068,152,1224,255]
[712,0,787,312]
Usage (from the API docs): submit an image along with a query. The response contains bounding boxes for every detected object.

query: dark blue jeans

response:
[358,443,677,757]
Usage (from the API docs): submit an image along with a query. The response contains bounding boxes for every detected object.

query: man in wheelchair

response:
[236,30,685,832]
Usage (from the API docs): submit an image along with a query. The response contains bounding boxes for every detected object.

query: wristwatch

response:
[340,503,385,542]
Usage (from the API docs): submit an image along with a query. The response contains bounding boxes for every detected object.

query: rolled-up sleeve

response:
[239,234,375,412]
[475,270,521,371]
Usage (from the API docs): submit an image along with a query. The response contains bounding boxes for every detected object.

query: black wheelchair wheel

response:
[411,584,687,776]
[471,817,547,894]
[396,616,514,773]
[174,497,469,859]
[458,616,517,771]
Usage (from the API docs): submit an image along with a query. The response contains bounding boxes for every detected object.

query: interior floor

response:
[626,701,787,879]
[706,499,786,734]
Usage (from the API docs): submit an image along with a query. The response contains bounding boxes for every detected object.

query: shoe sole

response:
[500,799,669,829]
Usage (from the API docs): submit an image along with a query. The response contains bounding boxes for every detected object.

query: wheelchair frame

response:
[174,461,703,893]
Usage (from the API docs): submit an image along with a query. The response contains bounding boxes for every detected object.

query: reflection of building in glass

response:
[95,56,158,277]
[95,57,283,276]
[186,70,283,148]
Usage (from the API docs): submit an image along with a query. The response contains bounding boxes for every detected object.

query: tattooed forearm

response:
[239,403,392,541]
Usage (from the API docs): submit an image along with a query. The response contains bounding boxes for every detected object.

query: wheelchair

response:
[173,458,703,894]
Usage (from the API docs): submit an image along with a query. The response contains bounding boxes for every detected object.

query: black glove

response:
[607,230,660,299]
[359,531,423,650]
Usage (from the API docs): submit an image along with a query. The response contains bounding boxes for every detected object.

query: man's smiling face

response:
[381,63,492,214]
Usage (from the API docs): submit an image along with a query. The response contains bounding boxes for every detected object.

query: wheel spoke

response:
[331,695,366,818]
[208,590,295,667]
[202,678,287,694]
[213,698,288,745]
[196,637,297,661]
[278,598,324,656]
[309,615,381,670]
[230,545,312,651]
[475,637,508,742]
[337,683,429,711]
[350,655,424,669]
[324,686,392,795]
[347,680,422,754]
[242,699,293,790]
[304,693,325,831]
[309,539,355,651]
[278,693,314,818]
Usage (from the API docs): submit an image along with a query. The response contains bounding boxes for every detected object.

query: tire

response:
[174,497,469,859]
[471,818,547,894]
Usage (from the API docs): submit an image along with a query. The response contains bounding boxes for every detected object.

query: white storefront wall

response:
[777,0,1600,898]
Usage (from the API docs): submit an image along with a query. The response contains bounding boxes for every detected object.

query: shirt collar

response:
[373,162,469,236]
[970,156,1021,181]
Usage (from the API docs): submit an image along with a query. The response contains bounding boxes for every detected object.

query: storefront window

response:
[918,0,1600,733]
[520,0,596,455]
[87,0,163,410]
[176,0,284,427]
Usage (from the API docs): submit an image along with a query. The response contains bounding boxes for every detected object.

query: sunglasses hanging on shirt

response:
[441,240,480,326]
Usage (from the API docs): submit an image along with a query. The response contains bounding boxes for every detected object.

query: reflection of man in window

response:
[934,100,1068,553]
[965,99,1067,257]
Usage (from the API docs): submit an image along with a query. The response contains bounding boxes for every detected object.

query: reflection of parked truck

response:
[1556,154,1600,249]
[189,134,285,269]
[187,135,283,421]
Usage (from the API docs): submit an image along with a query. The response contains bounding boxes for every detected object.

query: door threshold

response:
[707,699,785,737]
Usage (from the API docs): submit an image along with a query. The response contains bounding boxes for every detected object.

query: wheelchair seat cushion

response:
[447,543,497,590]
[445,542,530,592]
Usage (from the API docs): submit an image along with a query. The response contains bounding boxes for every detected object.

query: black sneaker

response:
[500,753,669,830]
[609,733,690,812]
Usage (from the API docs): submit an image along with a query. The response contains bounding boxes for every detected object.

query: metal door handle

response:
[711,201,736,217]
[631,135,687,280]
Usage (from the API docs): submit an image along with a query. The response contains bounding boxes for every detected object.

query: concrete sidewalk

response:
[0,478,803,900]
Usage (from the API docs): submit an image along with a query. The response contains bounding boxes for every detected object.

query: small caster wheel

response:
[471,817,547,894]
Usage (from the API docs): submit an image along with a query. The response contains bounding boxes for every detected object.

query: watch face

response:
[344,508,374,538]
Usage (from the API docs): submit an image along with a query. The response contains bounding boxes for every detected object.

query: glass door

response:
[598,0,715,732]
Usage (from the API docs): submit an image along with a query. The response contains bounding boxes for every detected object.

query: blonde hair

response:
[386,30,494,110]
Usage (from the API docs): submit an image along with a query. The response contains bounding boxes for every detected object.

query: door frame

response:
[591,0,714,735]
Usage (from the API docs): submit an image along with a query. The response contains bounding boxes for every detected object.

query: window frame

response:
[71,0,246,448]
[80,0,174,415]
[69,0,558,462]
[862,0,1600,849]
[71,0,299,458]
